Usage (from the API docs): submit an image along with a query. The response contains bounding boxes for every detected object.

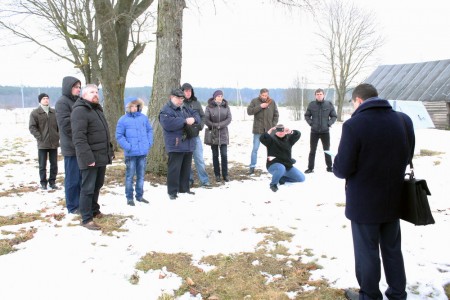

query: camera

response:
[276,127,284,132]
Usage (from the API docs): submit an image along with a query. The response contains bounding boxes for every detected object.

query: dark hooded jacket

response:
[204,98,232,145]
[55,76,81,156]
[71,98,114,170]
[333,98,415,223]
[260,130,300,170]
[181,83,206,130]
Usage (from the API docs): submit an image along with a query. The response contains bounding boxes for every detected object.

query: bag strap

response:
[397,112,414,179]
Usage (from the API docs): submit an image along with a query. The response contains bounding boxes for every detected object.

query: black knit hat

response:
[38,93,49,103]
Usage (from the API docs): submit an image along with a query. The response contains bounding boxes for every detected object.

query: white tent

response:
[389,100,435,129]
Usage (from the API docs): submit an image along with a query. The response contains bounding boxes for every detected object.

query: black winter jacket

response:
[304,100,337,133]
[55,76,81,156]
[71,98,113,170]
[182,84,206,130]
[260,130,300,170]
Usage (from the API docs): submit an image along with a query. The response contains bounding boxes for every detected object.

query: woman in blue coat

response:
[116,96,153,206]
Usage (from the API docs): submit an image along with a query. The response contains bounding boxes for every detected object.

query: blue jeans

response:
[267,163,305,186]
[125,155,146,200]
[189,136,210,184]
[64,156,81,213]
[351,220,407,300]
[250,134,262,168]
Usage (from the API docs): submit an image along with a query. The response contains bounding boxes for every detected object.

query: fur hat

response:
[38,93,49,103]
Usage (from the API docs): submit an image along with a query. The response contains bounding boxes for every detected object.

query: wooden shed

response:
[364,59,450,129]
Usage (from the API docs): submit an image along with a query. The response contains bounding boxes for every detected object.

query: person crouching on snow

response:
[259,124,305,192]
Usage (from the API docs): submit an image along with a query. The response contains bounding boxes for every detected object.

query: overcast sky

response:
[1,0,449,89]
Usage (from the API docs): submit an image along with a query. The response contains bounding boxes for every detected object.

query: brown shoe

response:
[82,221,101,230]
[94,212,104,219]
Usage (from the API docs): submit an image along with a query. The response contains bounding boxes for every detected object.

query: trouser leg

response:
[351,221,383,300]
[48,149,58,184]
[380,220,407,300]
[211,145,220,177]
[179,152,193,193]
[167,152,183,195]
[308,133,319,170]
[320,133,332,168]
[38,149,48,185]
[64,156,81,213]
[220,144,228,178]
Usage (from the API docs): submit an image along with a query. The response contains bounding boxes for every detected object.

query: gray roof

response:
[364,59,450,101]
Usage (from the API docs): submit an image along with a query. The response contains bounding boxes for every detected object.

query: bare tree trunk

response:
[147,0,185,175]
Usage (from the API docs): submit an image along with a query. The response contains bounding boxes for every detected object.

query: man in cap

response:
[29,93,60,190]
[159,88,201,200]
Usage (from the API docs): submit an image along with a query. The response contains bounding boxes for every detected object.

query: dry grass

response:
[135,227,347,299]
[0,228,37,256]
[418,149,445,156]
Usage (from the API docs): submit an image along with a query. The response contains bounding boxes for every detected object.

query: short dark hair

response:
[352,83,378,101]
[260,88,269,94]
[315,88,324,94]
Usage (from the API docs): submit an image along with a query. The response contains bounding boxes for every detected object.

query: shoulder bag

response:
[398,113,435,226]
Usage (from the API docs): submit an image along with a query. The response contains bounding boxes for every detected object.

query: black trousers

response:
[308,132,332,169]
[167,152,193,195]
[38,148,58,185]
[211,144,228,177]
[79,166,105,224]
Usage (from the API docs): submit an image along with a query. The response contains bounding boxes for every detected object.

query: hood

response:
[61,76,81,99]
[124,96,145,113]
[181,82,197,102]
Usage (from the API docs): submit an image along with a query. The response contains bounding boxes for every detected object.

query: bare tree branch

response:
[315,0,384,121]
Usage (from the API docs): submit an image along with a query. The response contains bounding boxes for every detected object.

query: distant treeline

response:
[0,85,296,108]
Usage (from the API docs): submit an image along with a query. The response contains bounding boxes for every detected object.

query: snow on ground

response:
[0,107,449,299]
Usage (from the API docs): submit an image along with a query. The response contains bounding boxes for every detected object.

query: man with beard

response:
[71,84,114,230]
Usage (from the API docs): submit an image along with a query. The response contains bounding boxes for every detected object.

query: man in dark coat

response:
[29,93,60,190]
[259,124,305,192]
[304,88,337,173]
[181,83,210,187]
[55,76,82,213]
[71,84,114,230]
[333,83,415,300]
[159,88,201,200]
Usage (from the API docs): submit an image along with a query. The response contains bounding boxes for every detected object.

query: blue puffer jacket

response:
[159,100,200,153]
[116,97,153,157]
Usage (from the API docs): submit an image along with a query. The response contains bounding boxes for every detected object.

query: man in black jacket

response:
[55,76,82,213]
[259,124,305,192]
[71,84,114,230]
[304,88,337,173]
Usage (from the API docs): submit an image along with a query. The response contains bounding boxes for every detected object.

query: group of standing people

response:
[30,77,113,230]
[159,85,233,200]
[28,79,415,298]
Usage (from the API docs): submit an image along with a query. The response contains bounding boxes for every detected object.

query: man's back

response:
[333,98,414,223]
